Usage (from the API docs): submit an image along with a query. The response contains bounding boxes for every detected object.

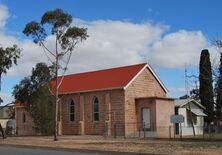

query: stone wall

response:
[155,98,175,137]
[16,107,35,135]
[60,89,125,136]
[124,68,166,136]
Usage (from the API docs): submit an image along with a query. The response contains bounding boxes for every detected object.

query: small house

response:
[175,99,206,136]
[0,104,16,133]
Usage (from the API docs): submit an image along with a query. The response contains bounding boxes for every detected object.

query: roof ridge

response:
[58,63,147,78]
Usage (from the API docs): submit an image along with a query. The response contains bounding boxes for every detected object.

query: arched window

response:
[22,112,26,123]
[69,100,75,122]
[92,97,99,121]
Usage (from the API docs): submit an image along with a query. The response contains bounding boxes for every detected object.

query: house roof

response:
[175,99,205,109]
[55,63,168,95]
[190,109,207,116]
[15,102,27,107]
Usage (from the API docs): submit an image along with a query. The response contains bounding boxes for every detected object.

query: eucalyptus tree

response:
[23,9,88,140]
[0,45,21,104]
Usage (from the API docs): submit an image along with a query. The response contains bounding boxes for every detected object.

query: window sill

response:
[69,121,77,123]
[92,121,100,123]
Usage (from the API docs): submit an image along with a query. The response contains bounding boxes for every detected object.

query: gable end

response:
[123,64,168,93]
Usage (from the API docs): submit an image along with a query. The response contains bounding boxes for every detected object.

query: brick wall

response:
[16,107,35,135]
[155,99,175,137]
[60,94,80,135]
[135,98,156,131]
[60,89,125,136]
[124,68,167,136]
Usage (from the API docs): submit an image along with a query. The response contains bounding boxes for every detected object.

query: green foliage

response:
[13,77,32,103]
[23,21,46,44]
[31,63,55,87]
[190,88,200,101]
[215,54,222,120]
[5,106,15,119]
[28,86,55,135]
[0,44,21,104]
[179,94,190,99]
[13,62,55,135]
[0,44,21,75]
[199,49,215,123]
[41,8,72,35]
[60,26,88,50]
[0,97,3,104]
[23,8,88,51]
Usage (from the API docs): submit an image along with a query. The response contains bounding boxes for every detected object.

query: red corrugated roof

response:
[56,63,147,94]
[15,102,28,107]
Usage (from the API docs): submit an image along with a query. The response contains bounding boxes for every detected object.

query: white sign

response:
[170,115,184,123]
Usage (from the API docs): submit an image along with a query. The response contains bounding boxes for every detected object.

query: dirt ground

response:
[0,135,222,155]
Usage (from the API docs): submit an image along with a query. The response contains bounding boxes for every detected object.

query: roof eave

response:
[58,86,124,95]
[176,99,206,110]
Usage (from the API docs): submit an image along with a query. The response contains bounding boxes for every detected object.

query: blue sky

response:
[0,0,221,104]
[3,0,221,38]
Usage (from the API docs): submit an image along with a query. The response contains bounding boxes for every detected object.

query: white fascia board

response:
[123,63,168,93]
[191,99,206,110]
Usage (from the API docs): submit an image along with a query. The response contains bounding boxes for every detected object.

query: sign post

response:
[170,115,184,139]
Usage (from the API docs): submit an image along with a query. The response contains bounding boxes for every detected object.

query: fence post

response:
[143,123,145,138]
[124,124,126,139]
[173,123,175,139]
[180,123,182,139]
[169,126,171,139]
[104,122,108,138]
[202,125,204,139]
[208,125,211,139]
[114,124,116,138]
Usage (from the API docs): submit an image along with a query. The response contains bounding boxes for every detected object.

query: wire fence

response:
[103,122,222,140]
[2,121,222,140]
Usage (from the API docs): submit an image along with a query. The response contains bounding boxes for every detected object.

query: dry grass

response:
[0,136,222,154]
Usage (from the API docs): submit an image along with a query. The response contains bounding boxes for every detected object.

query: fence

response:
[103,122,222,140]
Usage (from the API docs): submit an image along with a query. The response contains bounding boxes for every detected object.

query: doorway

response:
[142,108,151,131]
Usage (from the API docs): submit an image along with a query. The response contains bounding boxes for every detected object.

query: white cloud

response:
[0,92,13,105]
[7,19,169,76]
[4,19,216,78]
[0,3,218,102]
[1,14,215,78]
[148,30,211,68]
[65,19,168,73]
[0,5,216,78]
[0,4,9,30]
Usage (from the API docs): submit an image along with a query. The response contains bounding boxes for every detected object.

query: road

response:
[0,146,107,155]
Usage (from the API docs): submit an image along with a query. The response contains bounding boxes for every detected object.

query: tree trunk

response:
[54,36,59,141]
[0,73,2,91]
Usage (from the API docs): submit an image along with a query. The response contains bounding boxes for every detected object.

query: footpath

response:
[0,135,222,155]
